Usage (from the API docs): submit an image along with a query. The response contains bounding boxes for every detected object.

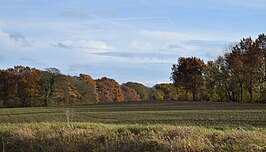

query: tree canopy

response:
[171,57,205,101]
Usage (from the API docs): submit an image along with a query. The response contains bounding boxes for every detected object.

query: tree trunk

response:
[224,83,232,101]
[44,78,55,106]
[249,81,253,102]
[192,91,196,101]
[240,82,243,102]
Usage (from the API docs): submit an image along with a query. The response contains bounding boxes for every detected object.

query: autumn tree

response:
[123,82,149,101]
[19,67,41,106]
[79,74,99,103]
[241,38,264,102]
[121,85,140,101]
[154,83,173,100]
[205,58,235,101]
[12,66,42,106]
[154,83,191,101]
[205,34,266,102]
[51,75,80,105]
[96,77,124,103]
[256,34,266,77]
[223,38,264,102]
[148,88,165,101]
[40,68,61,106]
[255,34,266,101]
[0,69,20,106]
[171,57,205,101]
[0,66,42,107]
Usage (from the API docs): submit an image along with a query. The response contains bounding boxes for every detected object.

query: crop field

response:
[0,101,265,128]
[0,101,266,151]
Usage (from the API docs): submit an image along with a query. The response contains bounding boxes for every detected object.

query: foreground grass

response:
[0,123,265,152]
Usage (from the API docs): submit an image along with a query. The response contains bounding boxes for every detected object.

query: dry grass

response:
[0,123,265,152]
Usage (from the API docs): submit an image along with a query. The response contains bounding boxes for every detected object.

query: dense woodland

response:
[0,34,265,107]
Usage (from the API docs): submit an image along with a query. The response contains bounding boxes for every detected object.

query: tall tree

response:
[19,67,41,106]
[171,57,205,101]
[226,45,246,102]
[40,68,61,106]
[205,56,239,102]
[255,34,266,101]
[79,74,99,103]
[0,69,20,106]
[241,38,264,102]
[256,34,266,78]
[52,75,80,105]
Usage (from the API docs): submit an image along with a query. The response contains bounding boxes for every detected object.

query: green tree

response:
[205,59,233,101]
[226,45,246,102]
[154,83,173,100]
[148,88,165,101]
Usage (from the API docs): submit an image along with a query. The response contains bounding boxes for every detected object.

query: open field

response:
[0,101,266,151]
[0,101,265,128]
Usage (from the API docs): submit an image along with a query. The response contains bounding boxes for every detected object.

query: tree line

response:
[0,66,169,107]
[171,33,266,102]
[0,34,265,107]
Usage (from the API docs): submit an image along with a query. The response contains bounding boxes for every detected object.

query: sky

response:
[0,0,265,86]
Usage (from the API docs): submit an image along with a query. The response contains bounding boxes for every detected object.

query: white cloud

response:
[131,39,153,50]
[0,26,45,50]
[51,40,116,53]
[117,30,212,56]
[9,32,34,47]
[139,30,238,42]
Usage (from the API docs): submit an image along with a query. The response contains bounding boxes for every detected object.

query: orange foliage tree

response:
[79,74,99,103]
[123,82,149,101]
[121,85,140,101]
[0,66,42,107]
[96,77,124,103]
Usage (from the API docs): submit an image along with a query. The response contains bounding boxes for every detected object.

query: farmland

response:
[0,101,266,151]
[0,101,265,127]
